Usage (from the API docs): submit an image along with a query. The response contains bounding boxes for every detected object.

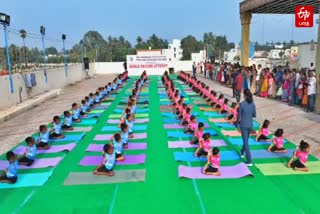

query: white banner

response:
[127,55,169,76]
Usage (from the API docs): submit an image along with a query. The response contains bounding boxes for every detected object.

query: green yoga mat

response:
[109,113,149,119]
[256,161,320,176]
[64,170,146,185]
[89,109,104,114]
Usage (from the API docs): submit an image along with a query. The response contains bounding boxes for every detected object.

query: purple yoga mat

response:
[178,163,253,179]
[79,154,146,166]
[94,133,147,141]
[168,140,226,148]
[107,118,149,124]
[86,143,147,152]
[14,143,76,155]
[0,157,62,170]
[164,124,209,129]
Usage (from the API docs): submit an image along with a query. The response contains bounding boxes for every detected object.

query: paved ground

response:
[0,74,116,155]
[192,72,320,159]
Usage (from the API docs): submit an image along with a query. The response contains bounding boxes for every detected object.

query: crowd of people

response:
[192,61,317,113]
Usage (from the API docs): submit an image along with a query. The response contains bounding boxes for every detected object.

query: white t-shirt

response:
[308,77,316,95]
[256,68,262,81]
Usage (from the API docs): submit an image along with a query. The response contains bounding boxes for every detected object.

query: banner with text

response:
[127,55,169,75]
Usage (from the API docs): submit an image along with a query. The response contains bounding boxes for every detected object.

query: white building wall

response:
[297,43,317,68]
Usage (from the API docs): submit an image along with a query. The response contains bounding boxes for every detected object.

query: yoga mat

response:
[114,109,149,113]
[162,112,199,117]
[14,143,76,155]
[163,118,207,124]
[251,149,294,159]
[160,98,189,102]
[221,130,244,137]
[209,118,228,123]
[64,170,146,186]
[0,171,53,189]
[178,163,253,179]
[102,125,147,132]
[94,133,147,140]
[204,112,227,117]
[164,124,209,129]
[34,133,85,142]
[83,113,101,119]
[107,118,149,124]
[109,113,149,119]
[89,109,104,114]
[168,140,227,148]
[64,127,92,132]
[86,143,147,152]
[0,157,62,170]
[228,137,271,146]
[167,130,217,138]
[79,154,146,166]
[174,151,239,162]
[199,107,216,112]
[79,119,97,125]
[215,121,260,129]
[93,105,109,110]
[256,161,320,176]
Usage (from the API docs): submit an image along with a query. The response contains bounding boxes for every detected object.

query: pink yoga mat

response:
[164,124,209,129]
[79,154,146,166]
[178,163,253,179]
[168,140,226,148]
[222,130,256,137]
[86,143,147,152]
[209,118,228,123]
[14,143,76,155]
[94,133,147,140]
[107,119,149,124]
[0,157,62,170]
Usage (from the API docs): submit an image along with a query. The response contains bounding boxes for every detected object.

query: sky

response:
[0,0,318,49]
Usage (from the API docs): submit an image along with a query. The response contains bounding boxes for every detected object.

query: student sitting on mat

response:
[18,137,36,166]
[107,82,112,93]
[225,102,238,124]
[112,79,118,91]
[80,100,89,116]
[0,151,18,184]
[93,144,115,176]
[195,133,211,157]
[37,125,51,150]
[62,111,74,131]
[131,99,137,115]
[85,96,92,111]
[190,122,205,144]
[88,93,95,108]
[220,98,229,114]
[180,107,191,125]
[208,91,217,106]
[214,94,224,110]
[94,92,101,104]
[50,116,64,139]
[203,147,221,176]
[71,103,81,122]
[120,108,131,125]
[110,133,125,161]
[268,129,287,153]
[120,123,129,149]
[287,140,310,171]
[126,114,134,138]
[256,120,272,142]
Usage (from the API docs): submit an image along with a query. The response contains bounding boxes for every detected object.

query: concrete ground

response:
[192,72,320,159]
[0,74,116,155]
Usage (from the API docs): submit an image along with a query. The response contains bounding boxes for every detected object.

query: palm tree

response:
[19,29,27,67]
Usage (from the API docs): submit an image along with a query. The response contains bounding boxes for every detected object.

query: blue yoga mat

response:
[114,109,149,113]
[83,113,100,119]
[167,130,217,138]
[102,125,147,131]
[250,149,294,159]
[204,112,227,117]
[217,121,259,129]
[79,119,97,125]
[163,118,207,124]
[174,151,240,162]
[0,171,53,189]
[228,137,271,146]
[34,133,85,142]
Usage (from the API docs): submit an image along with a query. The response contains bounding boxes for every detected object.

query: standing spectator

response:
[235,70,244,103]
[281,70,290,102]
[205,61,211,79]
[231,69,239,98]
[255,64,262,95]
[275,66,284,90]
[196,63,201,75]
[238,89,256,166]
[307,72,316,112]
[288,69,296,106]
[192,62,197,78]
[200,62,203,74]
[309,62,316,72]
[123,61,127,72]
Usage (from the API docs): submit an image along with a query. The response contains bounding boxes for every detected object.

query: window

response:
[174,53,176,58]
[174,48,176,52]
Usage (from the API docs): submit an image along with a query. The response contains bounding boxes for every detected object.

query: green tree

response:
[181,35,202,60]
[19,29,28,67]
[45,47,58,55]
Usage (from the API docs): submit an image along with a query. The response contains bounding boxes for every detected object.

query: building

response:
[224,44,241,62]
[297,43,317,68]
[163,39,183,61]
[191,50,206,63]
